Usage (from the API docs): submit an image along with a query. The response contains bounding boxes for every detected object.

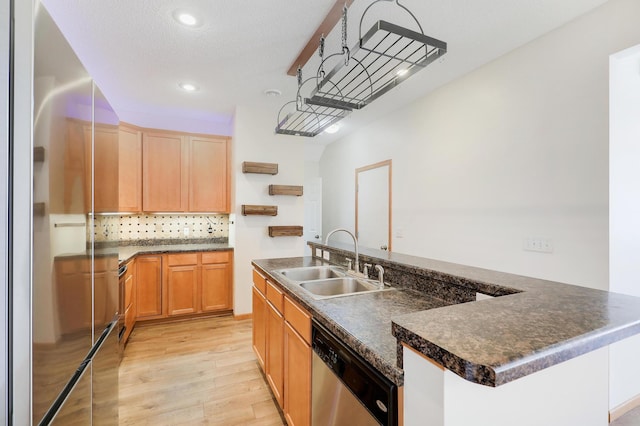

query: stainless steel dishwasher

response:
[312,320,397,426]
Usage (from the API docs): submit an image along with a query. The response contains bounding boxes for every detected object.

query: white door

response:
[304,177,322,256]
[356,161,391,251]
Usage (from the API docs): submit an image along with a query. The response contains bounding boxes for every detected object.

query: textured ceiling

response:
[40,0,609,140]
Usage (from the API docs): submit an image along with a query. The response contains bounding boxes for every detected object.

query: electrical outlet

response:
[523,237,553,253]
[183,227,190,236]
[323,250,330,260]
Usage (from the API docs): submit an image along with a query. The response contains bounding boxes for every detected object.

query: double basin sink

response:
[273,265,391,300]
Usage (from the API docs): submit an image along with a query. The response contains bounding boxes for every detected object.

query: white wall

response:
[404,345,609,426]
[232,105,306,315]
[609,43,640,410]
[321,0,640,291]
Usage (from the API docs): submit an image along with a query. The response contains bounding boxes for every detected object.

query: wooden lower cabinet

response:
[166,253,199,316]
[55,255,118,335]
[284,322,311,426]
[137,251,233,322]
[136,255,163,319]
[266,300,285,408]
[167,264,199,316]
[252,286,267,369]
[201,252,232,312]
[122,259,136,345]
[252,268,312,425]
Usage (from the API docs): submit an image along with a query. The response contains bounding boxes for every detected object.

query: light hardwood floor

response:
[119,316,286,425]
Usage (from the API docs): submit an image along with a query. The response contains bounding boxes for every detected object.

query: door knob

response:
[314,235,320,239]
[380,245,388,251]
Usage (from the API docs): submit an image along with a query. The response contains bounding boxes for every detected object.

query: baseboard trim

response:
[610,394,640,422]
[234,313,252,321]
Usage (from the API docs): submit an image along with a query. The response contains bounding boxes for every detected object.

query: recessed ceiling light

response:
[396,68,409,77]
[178,82,199,92]
[173,10,200,27]
[263,89,282,97]
[324,124,340,134]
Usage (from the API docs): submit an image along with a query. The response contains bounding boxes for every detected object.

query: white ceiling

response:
[40,0,608,143]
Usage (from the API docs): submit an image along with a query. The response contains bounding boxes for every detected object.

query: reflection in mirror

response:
[33,5,94,423]
[356,160,392,252]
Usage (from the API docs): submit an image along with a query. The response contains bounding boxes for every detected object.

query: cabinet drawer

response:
[56,259,79,275]
[253,269,267,294]
[202,251,231,264]
[167,253,198,266]
[266,280,284,313]
[284,296,311,345]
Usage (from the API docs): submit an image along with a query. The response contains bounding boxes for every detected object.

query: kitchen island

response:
[257,242,640,425]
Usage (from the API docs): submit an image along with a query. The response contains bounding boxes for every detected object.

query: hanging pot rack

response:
[275,0,447,137]
[275,75,351,137]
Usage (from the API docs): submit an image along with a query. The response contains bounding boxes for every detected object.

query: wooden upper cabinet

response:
[142,131,188,212]
[118,124,142,212]
[88,124,119,213]
[188,136,230,212]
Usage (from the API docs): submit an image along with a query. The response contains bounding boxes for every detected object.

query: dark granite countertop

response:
[308,242,640,387]
[55,242,233,264]
[252,257,452,386]
[116,243,232,264]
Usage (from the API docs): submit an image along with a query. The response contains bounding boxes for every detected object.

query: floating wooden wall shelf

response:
[34,147,45,162]
[268,226,303,237]
[33,202,45,216]
[241,205,278,216]
[269,185,303,196]
[242,161,278,175]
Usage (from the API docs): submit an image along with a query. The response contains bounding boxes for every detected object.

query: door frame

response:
[355,159,392,252]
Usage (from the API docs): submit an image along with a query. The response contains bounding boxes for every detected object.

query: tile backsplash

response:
[91,214,229,243]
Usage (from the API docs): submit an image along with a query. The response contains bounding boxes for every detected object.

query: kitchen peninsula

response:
[254,242,640,426]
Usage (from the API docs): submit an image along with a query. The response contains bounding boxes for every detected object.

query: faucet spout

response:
[324,228,360,274]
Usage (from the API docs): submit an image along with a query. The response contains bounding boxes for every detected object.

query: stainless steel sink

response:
[275,266,346,281]
[299,277,391,299]
[274,265,392,299]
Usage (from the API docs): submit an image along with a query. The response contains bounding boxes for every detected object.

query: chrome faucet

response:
[374,265,385,289]
[325,228,360,275]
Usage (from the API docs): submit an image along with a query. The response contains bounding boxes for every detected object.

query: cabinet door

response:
[188,136,230,212]
[118,124,142,212]
[55,259,91,334]
[136,256,163,319]
[142,132,187,212]
[167,264,199,316]
[201,263,231,312]
[252,286,267,370]
[266,302,284,408]
[284,322,311,426]
[88,125,119,213]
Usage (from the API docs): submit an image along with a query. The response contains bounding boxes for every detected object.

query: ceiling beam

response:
[286,0,356,76]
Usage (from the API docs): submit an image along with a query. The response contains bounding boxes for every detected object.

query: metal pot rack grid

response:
[310,20,447,111]
[275,99,350,137]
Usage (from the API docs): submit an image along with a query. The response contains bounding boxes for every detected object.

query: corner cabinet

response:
[252,268,312,425]
[142,130,231,213]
